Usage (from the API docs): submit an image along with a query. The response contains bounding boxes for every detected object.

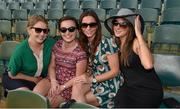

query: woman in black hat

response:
[105,8,163,108]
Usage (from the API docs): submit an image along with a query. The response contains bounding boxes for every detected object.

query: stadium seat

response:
[92,8,106,22]
[8,2,20,10]
[99,0,117,13]
[0,2,7,9]
[152,24,180,55]
[21,2,34,11]
[120,0,138,11]
[161,8,180,25]
[29,9,45,17]
[13,9,28,20]
[65,9,83,20]
[164,0,180,9]
[47,9,63,21]
[81,0,98,10]
[0,9,11,20]
[48,20,57,37]
[0,41,19,69]
[153,54,180,108]
[14,20,28,36]
[35,2,48,12]
[140,0,162,13]
[64,0,79,10]
[49,1,63,10]
[0,21,12,41]
[6,89,50,108]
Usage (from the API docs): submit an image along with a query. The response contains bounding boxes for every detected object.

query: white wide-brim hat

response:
[104,8,144,35]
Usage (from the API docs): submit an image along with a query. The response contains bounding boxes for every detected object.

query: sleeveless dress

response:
[52,40,87,101]
[114,51,163,108]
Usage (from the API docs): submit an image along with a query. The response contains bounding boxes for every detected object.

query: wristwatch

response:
[92,75,97,84]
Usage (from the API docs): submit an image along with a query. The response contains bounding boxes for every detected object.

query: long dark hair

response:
[79,10,102,58]
[114,18,136,67]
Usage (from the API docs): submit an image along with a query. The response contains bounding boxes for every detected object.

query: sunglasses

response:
[112,21,129,28]
[59,27,76,33]
[31,27,49,34]
[81,22,97,28]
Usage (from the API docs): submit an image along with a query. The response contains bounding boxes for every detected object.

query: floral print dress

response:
[91,37,122,108]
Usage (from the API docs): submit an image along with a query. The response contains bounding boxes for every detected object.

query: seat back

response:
[120,0,138,11]
[154,54,180,86]
[6,89,49,108]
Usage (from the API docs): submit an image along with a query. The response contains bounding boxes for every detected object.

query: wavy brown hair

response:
[79,10,102,58]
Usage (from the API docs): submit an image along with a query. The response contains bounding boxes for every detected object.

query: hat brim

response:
[104,14,138,35]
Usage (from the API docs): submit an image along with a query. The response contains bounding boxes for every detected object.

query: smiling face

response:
[59,20,77,43]
[28,21,49,44]
[81,16,98,41]
[112,18,129,39]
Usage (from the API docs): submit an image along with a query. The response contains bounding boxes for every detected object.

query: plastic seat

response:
[21,2,34,11]
[13,9,28,20]
[48,21,57,37]
[0,41,19,68]
[0,9,11,20]
[81,0,98,10]
[152,24,180,54]
[140,0,162,13]
[65,9,83,20]
[161,8,180,25]
[47,9,63,21]
[164,0,180,9]
[99,0,117,13]
[0,2,7,9]
[64,0,79,10]
[120,0,138,11]
[35,2,48,11]
[29,9,45,17]
[6,89,50,108]
[101,22,111,37]
[92,8,106,22]
[0,21,11,35]
[14,20,28,35]
[153,54,180,108]
[49,1,63,10]
[8,2,20,10]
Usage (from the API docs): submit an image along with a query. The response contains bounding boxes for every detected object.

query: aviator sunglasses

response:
[59,27,76,33]
[31,27,49,34]
[112,20,129,28]
[81,22,97,28]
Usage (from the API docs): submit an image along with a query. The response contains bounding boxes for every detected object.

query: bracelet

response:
[63,85,66,89]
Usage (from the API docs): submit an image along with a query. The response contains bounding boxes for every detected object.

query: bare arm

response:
[134,15,154,70]
[94,53,120,83]
[8,72,41,84]
[63,59,87,89]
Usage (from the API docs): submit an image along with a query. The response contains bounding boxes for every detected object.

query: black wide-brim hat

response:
[104,8,144,35]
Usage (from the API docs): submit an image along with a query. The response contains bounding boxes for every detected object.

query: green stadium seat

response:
[29,9,45,17]
[161,8,180,25]
[35,2,48,11]
[0,2,7,9]
[92,8,106,22]
[21,2,34,11]
[152,24,180,55]
[81,0,98,10]
[8,2,20,10]
[65,9,83,20]
[0,9,11,20]
[100,0,117,12]
[164,0,180,9]
[153,54,180,108]
[140,0,162,13]
[13,9,28,20]
[47,9,63,21]
[120,0,138,11]
[49,1,63,10]
[6,89,50,108]
[64,0,79,10]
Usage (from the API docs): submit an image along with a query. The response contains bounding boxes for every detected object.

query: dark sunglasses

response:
[112,21,129,28]
[59,27,76,33]
[81,22,97,28]
[31,27,49,34]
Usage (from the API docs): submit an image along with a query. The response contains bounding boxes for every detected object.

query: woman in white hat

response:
[104,8,163,107]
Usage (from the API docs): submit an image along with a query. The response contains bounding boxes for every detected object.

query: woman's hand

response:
[135,15,143,38]
[48,80,61,97]
[74,74,91,84]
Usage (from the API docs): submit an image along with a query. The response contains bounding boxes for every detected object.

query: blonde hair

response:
[27,15,48,28]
